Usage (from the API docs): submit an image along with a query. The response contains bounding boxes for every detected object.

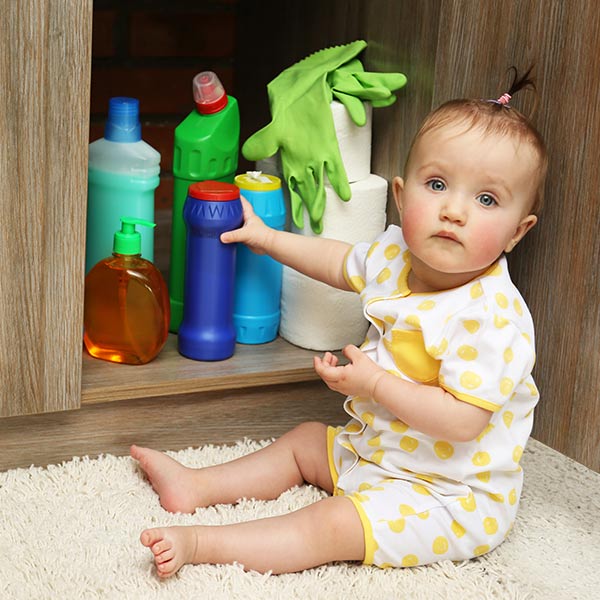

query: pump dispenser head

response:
[193,71,228,114]
[105,97,142,142]
[113,217,156,255]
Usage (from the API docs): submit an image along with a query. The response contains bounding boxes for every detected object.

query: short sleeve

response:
[343,241,372,293]
[437,313,536,412]
[342,226,406,294]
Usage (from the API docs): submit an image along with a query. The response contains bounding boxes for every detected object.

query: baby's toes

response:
[151,538,172,557]
[155,547,175,564]
[156,558,178,578]
[140,527,166,548]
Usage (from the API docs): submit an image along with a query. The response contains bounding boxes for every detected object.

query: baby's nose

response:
[440,198,467,224]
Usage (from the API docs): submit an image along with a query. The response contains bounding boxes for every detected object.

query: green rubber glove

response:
[328,58,408,126]
[242,40,368,233]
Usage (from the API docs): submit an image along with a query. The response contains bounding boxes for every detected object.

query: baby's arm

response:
[314,345,492,442]
[221,197,351,291]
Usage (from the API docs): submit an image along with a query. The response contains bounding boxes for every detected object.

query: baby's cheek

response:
[399,206,427,246]
[471,225,510,263]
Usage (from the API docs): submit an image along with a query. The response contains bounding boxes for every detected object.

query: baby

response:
[132,68,547,577]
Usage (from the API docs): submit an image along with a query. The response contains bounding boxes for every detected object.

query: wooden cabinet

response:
[0,1,92,418]
[1,1,599,472]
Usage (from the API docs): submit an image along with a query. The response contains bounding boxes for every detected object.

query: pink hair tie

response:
[496,92,512,106]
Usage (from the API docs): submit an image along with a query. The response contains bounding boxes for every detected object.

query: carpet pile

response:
[1,438,598,599]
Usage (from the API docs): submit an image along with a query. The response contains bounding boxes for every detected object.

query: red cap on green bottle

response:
[193,71,228,114]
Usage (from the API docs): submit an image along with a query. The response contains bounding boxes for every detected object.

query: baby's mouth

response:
[435,230,461,243]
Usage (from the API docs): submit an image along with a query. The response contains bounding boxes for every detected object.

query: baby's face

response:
[393,122,538,291]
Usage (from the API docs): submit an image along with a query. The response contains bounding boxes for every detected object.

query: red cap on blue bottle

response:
[188,181,239,201]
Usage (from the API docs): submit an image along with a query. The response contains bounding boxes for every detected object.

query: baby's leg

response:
[131,421,332,513]
[141,495,364,577]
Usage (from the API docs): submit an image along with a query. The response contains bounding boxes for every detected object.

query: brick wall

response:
[90,0,238,212]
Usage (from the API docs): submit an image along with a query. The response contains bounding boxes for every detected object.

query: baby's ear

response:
[392,177,405,219]
[505,214,537,253]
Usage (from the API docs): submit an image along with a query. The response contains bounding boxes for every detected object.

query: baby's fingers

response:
[320,351,339,367]
[220,228,241,244]
[313,356,341,382]
[239,196,256,218]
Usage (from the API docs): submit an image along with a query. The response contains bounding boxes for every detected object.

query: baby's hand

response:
[220,197,273,254]
[314,344,385,399]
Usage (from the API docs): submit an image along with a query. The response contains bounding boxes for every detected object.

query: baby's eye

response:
[477,193,497,207]
[427,179,446,192]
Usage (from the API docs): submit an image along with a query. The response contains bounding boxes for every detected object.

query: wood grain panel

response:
[364,0,442,225]
[0,0,92,417]
[516,2,600,469]
[0,381,347,471]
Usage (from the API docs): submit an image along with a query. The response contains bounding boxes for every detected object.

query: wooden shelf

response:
[0,337,345,470]
[1,343,345,470]
[81,335,326,405]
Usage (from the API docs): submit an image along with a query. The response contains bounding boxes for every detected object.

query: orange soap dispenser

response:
[84,217,170,364]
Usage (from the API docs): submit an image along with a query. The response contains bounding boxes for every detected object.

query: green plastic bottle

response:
[84,217,170,365]
[169,71,240,332]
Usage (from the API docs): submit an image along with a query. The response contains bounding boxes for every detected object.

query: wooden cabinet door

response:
[0,0,92,417]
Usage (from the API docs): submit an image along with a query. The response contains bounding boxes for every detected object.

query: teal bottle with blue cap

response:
[85,97,161,274]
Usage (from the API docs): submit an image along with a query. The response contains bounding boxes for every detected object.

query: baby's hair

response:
[406,67,548,215]
[492,66,538,112]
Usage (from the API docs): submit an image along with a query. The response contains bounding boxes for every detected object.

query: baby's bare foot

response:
[131,445,204,513]
[141,526,199,578]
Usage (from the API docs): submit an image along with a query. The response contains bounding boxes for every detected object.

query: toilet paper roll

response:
[257,153,387,239]
[331,100,372,183]
[279,268,367,351]
[279,175,388,351]
[292,174,388,243]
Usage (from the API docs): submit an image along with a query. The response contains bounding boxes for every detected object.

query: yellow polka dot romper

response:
[331,225,539,568]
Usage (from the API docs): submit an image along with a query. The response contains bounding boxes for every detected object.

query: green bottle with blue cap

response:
[84,217,170,365]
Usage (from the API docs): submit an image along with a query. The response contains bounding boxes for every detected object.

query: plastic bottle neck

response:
[195,94,228,114]
[105,97,142,142]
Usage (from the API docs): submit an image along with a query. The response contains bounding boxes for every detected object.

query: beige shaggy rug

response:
[1,438,598,599]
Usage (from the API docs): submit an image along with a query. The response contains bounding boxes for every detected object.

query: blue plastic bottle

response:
[178,181,243,361]
[86,97,161,274]
[233,172,285,344]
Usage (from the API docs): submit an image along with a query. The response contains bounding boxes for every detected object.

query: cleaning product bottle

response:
[169,71,240,332]
[84,217,170,365]
[233,172,286,344]
[85,97,161,274]
[178,181,243,361]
